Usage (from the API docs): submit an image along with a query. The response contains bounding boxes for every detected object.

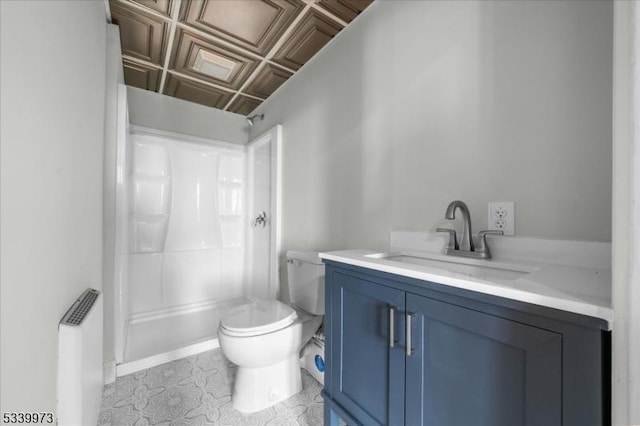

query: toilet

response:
[218,250,325,413]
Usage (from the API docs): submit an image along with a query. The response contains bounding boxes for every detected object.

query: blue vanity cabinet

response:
[324,267,406,425]
[405,293,562,426]
[322,261,609,426]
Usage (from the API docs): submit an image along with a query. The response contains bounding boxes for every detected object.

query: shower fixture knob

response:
[253,211,268,228]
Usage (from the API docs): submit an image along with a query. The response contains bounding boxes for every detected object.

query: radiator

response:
[57,288,103,426]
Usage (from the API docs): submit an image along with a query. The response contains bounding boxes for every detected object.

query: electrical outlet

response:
[488,201,514,236]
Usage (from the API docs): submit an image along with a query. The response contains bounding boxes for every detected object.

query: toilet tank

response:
[287,250,324,315]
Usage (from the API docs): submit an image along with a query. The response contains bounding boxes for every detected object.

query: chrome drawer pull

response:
[406,312,414,356]
[389,306,395,348]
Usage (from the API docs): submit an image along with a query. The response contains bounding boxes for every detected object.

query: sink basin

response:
[365,251,537,281]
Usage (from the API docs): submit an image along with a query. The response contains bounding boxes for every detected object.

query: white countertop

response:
[319,232,613,328]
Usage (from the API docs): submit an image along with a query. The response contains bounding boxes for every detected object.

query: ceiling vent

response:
[193,49,236,81]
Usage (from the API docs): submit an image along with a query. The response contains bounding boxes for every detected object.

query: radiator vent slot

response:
[60,288,100,326]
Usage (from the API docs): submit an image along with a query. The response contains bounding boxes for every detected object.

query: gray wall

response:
[127,86,248,144]
[249,0,613,254]
[0,0,107,414]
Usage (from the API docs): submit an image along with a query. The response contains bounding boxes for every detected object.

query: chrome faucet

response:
[444,200,474,251]
[436,200,503,259]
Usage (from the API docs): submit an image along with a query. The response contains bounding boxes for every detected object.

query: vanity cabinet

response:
[322,261,610,426]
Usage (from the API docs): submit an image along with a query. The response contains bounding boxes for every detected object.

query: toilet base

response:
[232,355,302,413]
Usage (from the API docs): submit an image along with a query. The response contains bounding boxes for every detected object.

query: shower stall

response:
[113,87,280,372]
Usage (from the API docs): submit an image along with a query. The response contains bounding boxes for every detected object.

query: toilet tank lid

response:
[286,250,323,265]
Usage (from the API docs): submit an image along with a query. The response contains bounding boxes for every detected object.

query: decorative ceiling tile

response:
[110,1,169,65]
[316,0,372,23]
[109,0,372,114]
[244,63,292,99]
[126,0,173,17]
[179,0,305,56]
[123,58,161,91]
[271,9,342,71]
[170,29,260,90]
[127,0,173,16]
[227,96,263,115]
[163,74,234,109]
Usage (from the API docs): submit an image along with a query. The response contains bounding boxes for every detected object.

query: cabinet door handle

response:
[389,306,395,348]
[406,312,414,357]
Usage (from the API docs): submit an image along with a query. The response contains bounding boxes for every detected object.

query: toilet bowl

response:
[218,251,325,413]
[218,301,322,412]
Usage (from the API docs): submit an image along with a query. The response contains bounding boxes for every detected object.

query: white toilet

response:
[218,250,324,413]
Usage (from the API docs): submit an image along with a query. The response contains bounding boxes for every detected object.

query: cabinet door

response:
[328,270,406,426]
[406,293,562,426]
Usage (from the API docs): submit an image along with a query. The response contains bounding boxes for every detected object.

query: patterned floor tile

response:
[99,348,324,425]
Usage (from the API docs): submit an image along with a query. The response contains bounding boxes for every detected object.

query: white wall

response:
[630,3,640,419]
[127,86,248,145]
[0,0,107,415]
[612,2,631,423]
[249,0,613,254]
[102,24,124,366]
[612,2,640,425]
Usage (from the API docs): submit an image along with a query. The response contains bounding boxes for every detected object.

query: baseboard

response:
[116,338,220,377]
[103,360,117,385]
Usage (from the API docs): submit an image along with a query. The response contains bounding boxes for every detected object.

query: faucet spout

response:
[444,200,474,251]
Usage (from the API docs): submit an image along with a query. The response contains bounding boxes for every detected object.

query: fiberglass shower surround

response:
[128,133,246,316]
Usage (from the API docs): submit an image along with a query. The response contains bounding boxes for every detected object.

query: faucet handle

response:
[436,228,459,251]
[475,230,504,258]
[478,230,504,238]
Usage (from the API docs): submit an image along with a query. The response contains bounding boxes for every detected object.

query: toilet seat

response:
[220,300,298,337]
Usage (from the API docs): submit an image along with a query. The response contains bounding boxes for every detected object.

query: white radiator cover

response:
[57,289,103,426]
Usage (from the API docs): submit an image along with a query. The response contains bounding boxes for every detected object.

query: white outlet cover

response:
[488,201,515,236]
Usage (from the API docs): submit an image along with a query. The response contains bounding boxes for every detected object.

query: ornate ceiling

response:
[108,0,372,115]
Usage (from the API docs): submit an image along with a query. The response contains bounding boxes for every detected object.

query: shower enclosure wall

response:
[114,97,279,371]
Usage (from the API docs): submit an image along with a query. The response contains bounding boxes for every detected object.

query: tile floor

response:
[99,348,324,426]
